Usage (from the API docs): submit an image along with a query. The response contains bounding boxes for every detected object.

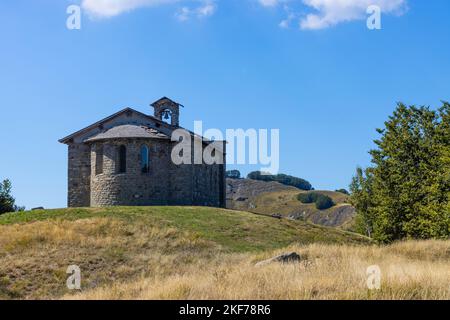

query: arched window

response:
[140,145,150,173]
[118,145,127,173]
[95,144,103,175]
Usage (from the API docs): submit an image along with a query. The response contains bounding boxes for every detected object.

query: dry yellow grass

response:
[0,208,447,300]
[0,217,215,299]
[65,240,450,300]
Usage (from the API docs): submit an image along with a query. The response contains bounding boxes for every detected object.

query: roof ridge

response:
[59,107,178,144]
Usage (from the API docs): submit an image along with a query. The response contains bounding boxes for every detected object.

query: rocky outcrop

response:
[226,178,356,229]
[287,204,356,226]
[310,205,356,227]
[226,178,296,209]
[255,252,302,267]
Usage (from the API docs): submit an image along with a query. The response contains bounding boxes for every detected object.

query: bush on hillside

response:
[297,192,335,210]
[247,171,312,190]
[335,189,350,195]
[226,170,241,179]
[315,194,335,210]
[297,192,319,204]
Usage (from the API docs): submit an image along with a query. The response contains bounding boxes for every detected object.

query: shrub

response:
[297,192,335,210]
[226,170,241,179]
[335,189,350,195]
[297,192,319,204]
[247,171,313,190]
[315,194,335,210]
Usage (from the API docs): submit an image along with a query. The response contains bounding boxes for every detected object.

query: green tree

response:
[0,179,16,214]
[350,103,450,242]
[247,171,312,190]
[349,167,375,237]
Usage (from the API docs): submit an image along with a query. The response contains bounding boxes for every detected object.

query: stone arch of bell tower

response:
[151,97,183,127]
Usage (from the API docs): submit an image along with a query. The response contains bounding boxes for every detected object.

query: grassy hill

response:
[0,206,367,299]
[227,179,356,229]
[0,207,448,300]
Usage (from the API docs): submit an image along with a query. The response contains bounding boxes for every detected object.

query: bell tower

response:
[151,97,183,127]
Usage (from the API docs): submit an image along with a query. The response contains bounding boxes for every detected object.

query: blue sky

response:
[1,0,450,209]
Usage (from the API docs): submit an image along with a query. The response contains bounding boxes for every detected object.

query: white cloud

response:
[80,0,407,28]
[175,1,216,21]
[279,18,289,28]
[175,6,191,21]
[278,7,295,29]
[82,0,216,19]
[258,0,407,30]
[300,0,407,30]
[259,0,279,7]
[197,1,216,16]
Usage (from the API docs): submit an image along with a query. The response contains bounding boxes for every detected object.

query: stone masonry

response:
[59,97,226,208]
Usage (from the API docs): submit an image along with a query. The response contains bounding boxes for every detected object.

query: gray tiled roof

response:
[84,124,169,142]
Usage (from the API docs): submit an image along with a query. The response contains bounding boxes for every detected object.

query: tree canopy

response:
[0,179,18,214]
[350,103,450,242]
[247,171,312,190]
[225,170,241,179]
[297,192,335,210]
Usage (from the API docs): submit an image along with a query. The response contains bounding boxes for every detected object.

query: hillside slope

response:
[0,206,368,299]
[227,179,356,229]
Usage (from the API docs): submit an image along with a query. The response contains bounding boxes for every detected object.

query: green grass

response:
[0,206,368,252]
